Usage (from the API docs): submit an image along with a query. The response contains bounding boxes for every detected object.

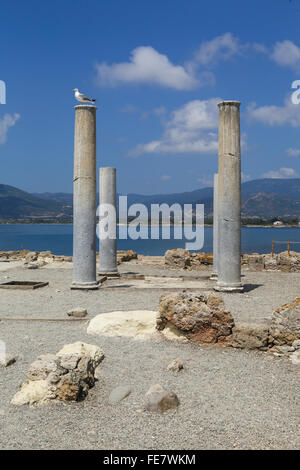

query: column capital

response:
[218,100,241,108]
[74,104,97,111]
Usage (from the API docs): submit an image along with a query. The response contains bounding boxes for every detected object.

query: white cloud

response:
[140,106,167,120]
[153,106,167,116]
[95,34,247,90]
[286,148,300,157]
[247,97,300,127]
[95,46,198,90]
[0,113,20,144]
[252,43,269,54]
[271,40,300,71]
[129,98,220,157]
[197,176,213,186]
[262,167,298,179]
[193,33,244,67]
[120,104,139,113]
[242,172,251,182]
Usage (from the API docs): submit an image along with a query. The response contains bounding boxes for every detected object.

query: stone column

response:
[210,173,218,280]
[98,167,119,277]
[71,105,99,290]
[215,101,243,292]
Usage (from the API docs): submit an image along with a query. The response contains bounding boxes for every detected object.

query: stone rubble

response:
[157,292,234,344]
[11,342,104,406]
[117,250,138,265]
[225,323,270,350]
[157,291,300,356]
[0,249,137,268]
[243,251,300,272]
[165,248,300,272]
[269,297,300,345]
[165,249,213,270]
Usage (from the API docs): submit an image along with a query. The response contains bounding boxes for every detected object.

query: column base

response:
[209,272,218,280]
[214,282,243,293]
[98,271,120,278]
[71,281,100,290]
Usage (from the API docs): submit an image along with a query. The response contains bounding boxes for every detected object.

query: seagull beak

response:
[72,89,75,92]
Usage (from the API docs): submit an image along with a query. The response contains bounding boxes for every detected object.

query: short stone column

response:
[98,167,119,277]
[210,173,218,280]
[215,101,243,293]
[71,105,99,290]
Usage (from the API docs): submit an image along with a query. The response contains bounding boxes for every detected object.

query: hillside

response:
[1,178,300,220]
[0,184,72,220]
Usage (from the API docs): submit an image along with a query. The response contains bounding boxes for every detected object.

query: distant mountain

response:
[242,192,300,218]
[30,178,300,218]
[126,179,300,218]
[0,184,72,220]
[33,192,73,206]
[241,178,300,200]
[1,178,300,221]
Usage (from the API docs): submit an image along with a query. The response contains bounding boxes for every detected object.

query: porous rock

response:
[24,251,38,264]
[226,322,270,350]
[270,297,300,345]
[165,249,191,269]
[248,255,264,271]
[11,342,104,406]
[157,292,234,344]
[263,254,277,271]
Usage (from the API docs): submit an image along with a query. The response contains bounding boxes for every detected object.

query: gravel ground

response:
[0,260,300,449]
[0,260,300,324]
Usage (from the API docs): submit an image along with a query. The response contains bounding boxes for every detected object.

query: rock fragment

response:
[11,342,104,406]
[167,359,184,372]
[109,385,131,404]
[145,384,179,413]
[67,308,88,318]
[226,323,270,350]
[0,354,17,367]
[270,297,300,345]
[157,291,234,344]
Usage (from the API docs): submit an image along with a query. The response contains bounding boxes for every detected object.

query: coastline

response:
[1,222,300,228]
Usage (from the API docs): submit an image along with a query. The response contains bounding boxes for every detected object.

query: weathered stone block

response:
[12,342,104,406]
[157,292,234,344]
[226,322,270,350]
[263,254,277,271]
[270,297,300,345]
[165,249,191,269]
[248,255,264,271]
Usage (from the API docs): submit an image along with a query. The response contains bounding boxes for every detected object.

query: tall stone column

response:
[215,101,243,293]
[71,105,99,290]
[210,173,219,280]
[98,167,119,277]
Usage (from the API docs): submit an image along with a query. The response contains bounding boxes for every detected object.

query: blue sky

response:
[1,0,300,194]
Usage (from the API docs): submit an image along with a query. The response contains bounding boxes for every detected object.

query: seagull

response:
[72,88,96,104]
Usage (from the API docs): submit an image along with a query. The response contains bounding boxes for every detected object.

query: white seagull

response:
[72,88,96,104]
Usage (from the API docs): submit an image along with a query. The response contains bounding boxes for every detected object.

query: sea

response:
[1,224,300,256]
